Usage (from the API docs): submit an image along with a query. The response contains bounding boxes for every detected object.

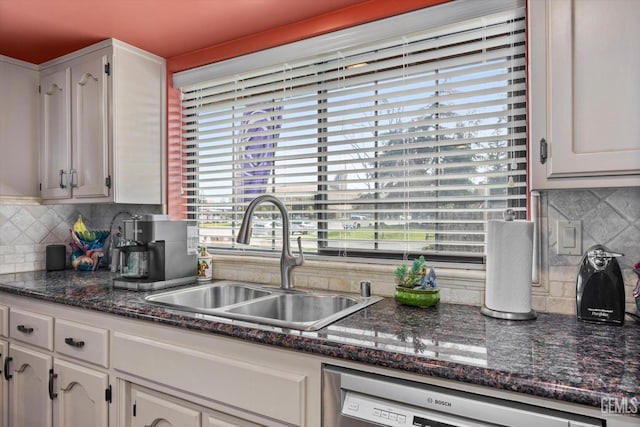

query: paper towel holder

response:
[481,305,537,320]
[480,209,538,320]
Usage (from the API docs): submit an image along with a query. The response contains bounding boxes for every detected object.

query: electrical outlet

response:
[557,220,582,255]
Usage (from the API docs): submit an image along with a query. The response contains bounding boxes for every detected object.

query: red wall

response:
[165,0,450,219]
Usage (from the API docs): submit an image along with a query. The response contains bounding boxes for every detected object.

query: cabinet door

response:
[1,340,7,427]
[40,68,71,199]
[130,386,200,427]
[52,359,108,427]
[548,0,640,177]
[7,344,52,427]
[529,0,640,189]
[0,60,39,197]
[71,54,110,199]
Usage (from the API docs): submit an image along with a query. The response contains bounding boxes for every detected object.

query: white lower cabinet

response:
[2,297,322,427]
[129,384,200,427]
[125,382,264,427]
[112,332,313,426]
[53,359,109,427]
[5,344,109,427]
[0,340,7,427]
[3,306,112,427]
[6,344,52,427]
[0,306,7,337]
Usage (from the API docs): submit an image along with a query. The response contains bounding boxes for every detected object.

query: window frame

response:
[174,0,527,265]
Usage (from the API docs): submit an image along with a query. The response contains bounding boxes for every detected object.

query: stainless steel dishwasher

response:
[322,366,605,427]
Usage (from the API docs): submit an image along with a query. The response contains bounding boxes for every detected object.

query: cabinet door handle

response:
[540,138,548,164]
[3,356,12,380]
[16,324,34,334]
[64,337,85,348]
[70,169,78,188]
[59,169,67,189]
[48,368,58,400]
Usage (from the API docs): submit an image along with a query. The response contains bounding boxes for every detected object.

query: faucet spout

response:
[236,195,304,290]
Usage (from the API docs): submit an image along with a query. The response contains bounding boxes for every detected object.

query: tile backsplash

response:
[536,187,640,314]
[0,199,161,273]
[1,187,638,315]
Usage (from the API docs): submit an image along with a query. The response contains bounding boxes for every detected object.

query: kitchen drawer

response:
[0,304,8,337]
[9,308,54,350]
[55,318,109,368]
[113,332,306,426]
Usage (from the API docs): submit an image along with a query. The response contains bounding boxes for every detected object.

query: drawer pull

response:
[48,368,58,400]
[4,356,12,380]
[64,337,85,348]
[17,324,34,334]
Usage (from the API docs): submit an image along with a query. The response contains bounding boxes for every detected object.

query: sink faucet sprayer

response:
[236,195,304,290]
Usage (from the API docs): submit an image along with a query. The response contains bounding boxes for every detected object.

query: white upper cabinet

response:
[528,0,640,189]
[40,68,71,199]
[39,39,166,204]
[70,53,110,199]
[0,56,39,198]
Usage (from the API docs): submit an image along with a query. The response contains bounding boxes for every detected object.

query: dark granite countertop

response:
[0,270,638,411]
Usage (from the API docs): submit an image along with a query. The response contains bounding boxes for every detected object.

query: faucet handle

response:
[295,236,304,266]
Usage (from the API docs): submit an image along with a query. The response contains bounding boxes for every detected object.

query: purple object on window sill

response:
[240,107,282,201]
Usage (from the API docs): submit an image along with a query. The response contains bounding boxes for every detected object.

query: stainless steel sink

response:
[144,280,382,331]
[226,293,361,329]
[145,282,272,310]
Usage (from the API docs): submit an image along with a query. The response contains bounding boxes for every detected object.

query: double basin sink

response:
[145,280,382,331]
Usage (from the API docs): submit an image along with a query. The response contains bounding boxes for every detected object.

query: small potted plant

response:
[394,256,440,308]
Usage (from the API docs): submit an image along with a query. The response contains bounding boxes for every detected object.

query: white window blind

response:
[178,1,527,261]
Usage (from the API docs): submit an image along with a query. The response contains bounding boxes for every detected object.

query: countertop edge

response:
[0,283,632,411]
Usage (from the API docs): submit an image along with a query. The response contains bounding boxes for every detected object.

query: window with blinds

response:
[178,0,527,262]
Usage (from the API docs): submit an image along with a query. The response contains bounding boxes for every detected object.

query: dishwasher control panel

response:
[342,392,493,427]
[343,393,409,425]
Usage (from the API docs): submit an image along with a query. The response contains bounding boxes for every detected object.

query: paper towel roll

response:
[485,219,534,314]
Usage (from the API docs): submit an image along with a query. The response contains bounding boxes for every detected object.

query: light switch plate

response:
[557,220,582,255]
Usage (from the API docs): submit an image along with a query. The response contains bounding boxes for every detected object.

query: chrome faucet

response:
[236,195,304,290]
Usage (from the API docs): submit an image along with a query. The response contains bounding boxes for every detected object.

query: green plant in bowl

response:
[394,287,440,308]
[394,256,439,308]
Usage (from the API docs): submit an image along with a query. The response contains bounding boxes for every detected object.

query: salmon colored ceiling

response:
[0,0,373,64]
